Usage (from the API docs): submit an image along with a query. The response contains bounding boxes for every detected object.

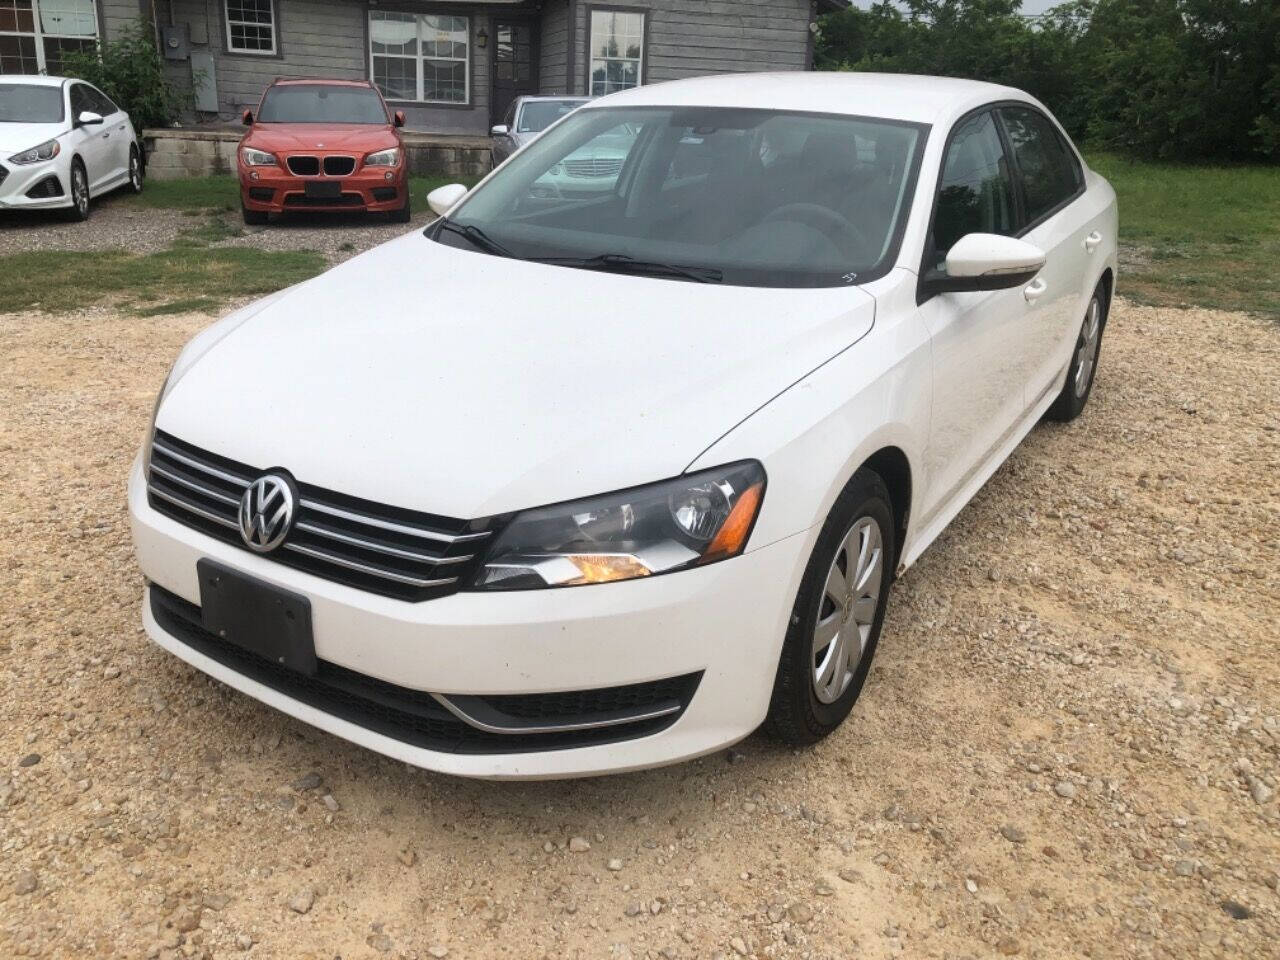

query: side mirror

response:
[922,233,1046,296]
[77,110,103,127]
[491,124,509,136]
[427,183,469,217]
[242,109,254,126]
[393,110,406,128]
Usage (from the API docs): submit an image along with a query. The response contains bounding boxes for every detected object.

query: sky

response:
[849,0,1064,13]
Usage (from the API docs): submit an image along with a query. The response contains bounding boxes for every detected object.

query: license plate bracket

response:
[304,180,342,199]
[197,559,316,675]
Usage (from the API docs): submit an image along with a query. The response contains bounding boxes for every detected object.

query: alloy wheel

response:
[72,166,88,217]
[1074,297,1102,398]
[130,152,142,191]
[812,515,883,704]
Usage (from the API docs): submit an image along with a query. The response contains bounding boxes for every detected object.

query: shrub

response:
[60,22,183,134]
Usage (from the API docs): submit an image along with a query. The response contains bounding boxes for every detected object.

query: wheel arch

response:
[859,446,912,574]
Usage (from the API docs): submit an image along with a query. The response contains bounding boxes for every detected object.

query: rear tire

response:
[764,468,896,746]
[389,194,411,224]
[1046,281,1108,422]
[242,204,268,226]
[64,159,90,222]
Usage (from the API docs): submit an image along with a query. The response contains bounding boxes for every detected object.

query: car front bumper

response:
[0,158,70,210]
[239,163,407,214]
[128,457,809,778]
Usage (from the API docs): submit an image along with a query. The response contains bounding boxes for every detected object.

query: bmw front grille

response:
[145,431,498,601]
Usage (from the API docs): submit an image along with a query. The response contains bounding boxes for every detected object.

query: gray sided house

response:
[2,0,846,134]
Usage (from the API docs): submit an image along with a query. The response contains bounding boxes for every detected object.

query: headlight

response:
[240,147,276,166]
[8,139,60,165]
[471,461,765,590]
[364,147,400,167]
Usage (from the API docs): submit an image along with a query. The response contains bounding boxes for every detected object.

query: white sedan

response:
[0,75,143,220]
[129,73,1117,779]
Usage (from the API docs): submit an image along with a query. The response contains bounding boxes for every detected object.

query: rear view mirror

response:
[427,183,469,217]
[242,109,253,126]
[77,111,103,127]
[491,124,509,136]
[922,233,1046,296]
[394,110,406,128]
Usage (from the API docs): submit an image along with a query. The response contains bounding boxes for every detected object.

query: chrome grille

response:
[563,157,623,178]
[323,156,355,176]
[146,431,497,602]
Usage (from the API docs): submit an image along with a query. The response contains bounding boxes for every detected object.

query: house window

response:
[588,9,644,96]
[369,12,469,105]
[225,0,275,55]
[0,0,97,75]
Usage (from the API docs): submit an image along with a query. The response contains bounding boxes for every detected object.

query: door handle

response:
[1083,231,1102,253]
[1024,278,1047,303]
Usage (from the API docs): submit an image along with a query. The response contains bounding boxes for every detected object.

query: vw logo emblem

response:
[238,474,296,553]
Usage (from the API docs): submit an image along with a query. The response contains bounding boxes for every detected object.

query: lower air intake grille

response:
[146,431,497,601]
[150,585,701,754]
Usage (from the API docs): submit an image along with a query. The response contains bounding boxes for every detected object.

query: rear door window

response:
[999,106,1082,225]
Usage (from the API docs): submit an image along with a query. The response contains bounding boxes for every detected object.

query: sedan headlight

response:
[363,147,401,167]
[8,139,60,165]
[240,147,276,166]
[471,461,766,590]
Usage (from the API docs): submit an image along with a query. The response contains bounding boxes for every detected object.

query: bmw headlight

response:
[471,461,765,590]
[8,139,60,165]
[364,147,401,167]
[240,147,276,166]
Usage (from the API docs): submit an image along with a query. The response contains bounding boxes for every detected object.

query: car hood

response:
[0,121,65,154]
[157,233,875,520]
[245,123,397,152]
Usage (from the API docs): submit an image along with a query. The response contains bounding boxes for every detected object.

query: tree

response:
[60,23,184,135]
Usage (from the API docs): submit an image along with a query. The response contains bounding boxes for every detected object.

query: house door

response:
[491,19,539,126]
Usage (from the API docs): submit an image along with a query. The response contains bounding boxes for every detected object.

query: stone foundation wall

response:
[142,129,493,181]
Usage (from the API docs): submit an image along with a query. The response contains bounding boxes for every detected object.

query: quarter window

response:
[224,0,275,54]
[0,0,97,75]
[369,12,469,105]
[931,110,1017,267]
[588,9,644,96]
[1000,106,1081,225]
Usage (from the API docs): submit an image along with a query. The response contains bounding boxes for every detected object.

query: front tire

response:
[241,203,268,226]
[64,159,90,222]
[764,469,896,746]
[388,194,411,223]
[1046,282,1107,422]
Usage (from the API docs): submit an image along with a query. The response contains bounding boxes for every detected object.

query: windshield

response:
[517,99,588,133]
[436,106,927,288]
[0,84,64,123]
[258,85,387,124]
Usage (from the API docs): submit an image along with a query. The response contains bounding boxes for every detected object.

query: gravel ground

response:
[1,296,1278,960]
[0,190,436,264]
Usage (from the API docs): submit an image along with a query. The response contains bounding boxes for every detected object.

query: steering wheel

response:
[761,202,871,257]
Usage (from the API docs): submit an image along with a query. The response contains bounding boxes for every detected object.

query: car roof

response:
[585,72,1031,127]
[270,78,376,88]
[0,74,66,88]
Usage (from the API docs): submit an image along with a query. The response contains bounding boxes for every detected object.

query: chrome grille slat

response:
[150,463,241,506]
[282,542,458,588]
[293,520,474,565]
[147,432,491,601]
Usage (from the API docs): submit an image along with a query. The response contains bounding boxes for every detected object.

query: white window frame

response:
[224,0,277,56]
[0,0,99,74]
[368,12,470,106]
[587,8,645,98]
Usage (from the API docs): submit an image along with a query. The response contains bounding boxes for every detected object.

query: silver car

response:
[491,96,590,165]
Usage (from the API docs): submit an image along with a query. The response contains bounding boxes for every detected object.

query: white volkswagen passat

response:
[0,75,143,220]
[128,73,1117,779]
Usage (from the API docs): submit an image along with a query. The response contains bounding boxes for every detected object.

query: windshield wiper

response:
[434,219,516,259]
[532,253,723,284]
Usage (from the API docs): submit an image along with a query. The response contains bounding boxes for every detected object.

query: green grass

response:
[0,247,325,315]
[1088,152,1280,317]
[117,173,480,214]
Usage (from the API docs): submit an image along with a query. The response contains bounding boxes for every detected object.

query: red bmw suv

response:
[238,78,409,224]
